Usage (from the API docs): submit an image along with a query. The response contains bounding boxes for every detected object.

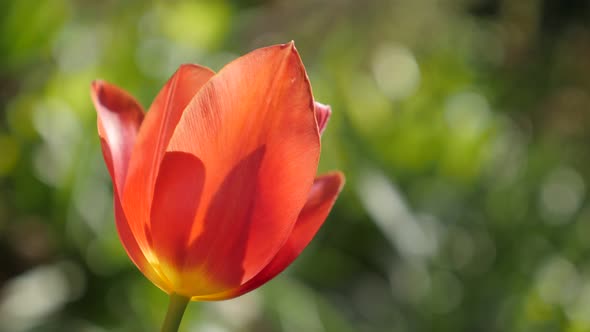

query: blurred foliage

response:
[1,0,590,331]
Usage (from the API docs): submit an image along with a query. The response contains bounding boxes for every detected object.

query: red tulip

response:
[90,42,344,301]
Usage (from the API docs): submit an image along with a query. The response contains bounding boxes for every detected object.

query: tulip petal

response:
[91,80,144,197]
[176,146,266,296]
[196,172,345,300]
[90,81,160,283]
[150,151,206,289]
[122,64,215,260]
[314,101,332,135]
[166,42,321,294]
[128,64,215,190]
[114,189,168,291]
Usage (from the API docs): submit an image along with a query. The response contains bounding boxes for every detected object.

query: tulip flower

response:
[90,42,344,331]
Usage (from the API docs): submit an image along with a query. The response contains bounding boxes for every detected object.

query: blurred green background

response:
[1,0,590,331]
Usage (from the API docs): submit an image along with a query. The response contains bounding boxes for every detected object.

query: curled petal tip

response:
[314,102,332,135]
[90,80,102,94]
[281,40,296,50]
[330,171,346,188]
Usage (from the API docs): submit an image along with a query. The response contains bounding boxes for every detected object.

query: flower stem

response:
[161,293,190,332]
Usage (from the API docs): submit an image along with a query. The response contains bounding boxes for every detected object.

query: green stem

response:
[160,293,190,332]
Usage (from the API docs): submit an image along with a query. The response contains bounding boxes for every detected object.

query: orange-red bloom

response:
[90,42,344,300]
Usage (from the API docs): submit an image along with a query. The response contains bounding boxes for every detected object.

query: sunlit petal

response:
[197,172,345,300]
[122,64,214,262]
[166,42,321,295]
